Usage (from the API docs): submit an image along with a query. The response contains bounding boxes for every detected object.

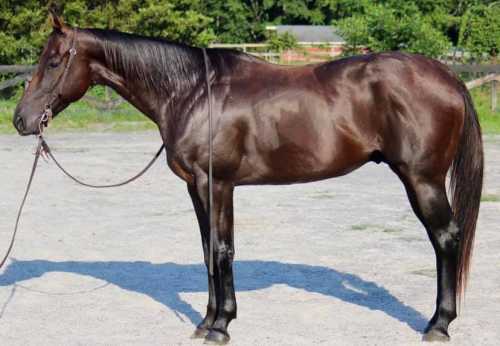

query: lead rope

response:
[40,139,165,189]
[0,138,43,268]
[202,48,215,277]
[0,136,164,269]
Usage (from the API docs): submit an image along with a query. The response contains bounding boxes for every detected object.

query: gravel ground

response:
[0,132,499,346]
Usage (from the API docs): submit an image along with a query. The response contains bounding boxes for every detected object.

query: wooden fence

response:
[448,66,499,112]
[0,64,123,110]
[1,62,499,112]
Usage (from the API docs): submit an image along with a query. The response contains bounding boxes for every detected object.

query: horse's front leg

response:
[188,170,237,345]
[187,183,218,338]
[204,181,236,345]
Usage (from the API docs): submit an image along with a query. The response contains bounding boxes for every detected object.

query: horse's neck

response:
[90,58,160,122]
[88,36,203,126]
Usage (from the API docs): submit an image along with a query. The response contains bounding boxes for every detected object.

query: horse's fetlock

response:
[439,307,457,322]
[223,300,237,316]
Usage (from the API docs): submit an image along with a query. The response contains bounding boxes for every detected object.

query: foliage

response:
[458,3,500,61]
[334,16,368,56]
[0,0,215,65]
[335,2,451,57]
[0,0,499,64]
[266,31,298,52]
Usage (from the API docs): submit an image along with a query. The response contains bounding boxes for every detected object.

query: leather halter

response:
[38,30,78,135]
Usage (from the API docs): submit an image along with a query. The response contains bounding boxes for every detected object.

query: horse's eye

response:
[48,61,60,69]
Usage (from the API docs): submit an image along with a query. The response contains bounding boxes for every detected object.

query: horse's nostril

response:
[14,117,25,132]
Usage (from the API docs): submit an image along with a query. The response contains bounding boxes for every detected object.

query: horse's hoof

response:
[204,329,230,345]
[191,327,210,339]
[422,328,450,342]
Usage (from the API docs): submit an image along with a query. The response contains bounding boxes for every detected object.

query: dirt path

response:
[0,132,499,345]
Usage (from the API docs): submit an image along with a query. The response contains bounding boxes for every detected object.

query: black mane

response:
[87,28,204,96]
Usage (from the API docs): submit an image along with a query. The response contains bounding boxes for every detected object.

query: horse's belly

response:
[235,114,369,185]
[227,85,373,185]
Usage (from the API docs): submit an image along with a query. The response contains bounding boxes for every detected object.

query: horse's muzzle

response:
[13,114,40,136]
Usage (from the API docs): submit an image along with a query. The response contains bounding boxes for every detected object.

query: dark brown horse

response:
[13,13,483,344]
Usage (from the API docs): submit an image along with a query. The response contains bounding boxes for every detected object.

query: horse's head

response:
[13,12,92,135]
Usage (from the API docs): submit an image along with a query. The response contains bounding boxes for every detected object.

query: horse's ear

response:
[49,9,65,32]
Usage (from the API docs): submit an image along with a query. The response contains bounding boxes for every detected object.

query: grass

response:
[481,194,500,202]
[350,224,373,231]
[351,224,405,234]
[382,227,403,233]
[1,84,499,134]
[471,87,500,134]
[410,268,437,278]
[0,87,155,134]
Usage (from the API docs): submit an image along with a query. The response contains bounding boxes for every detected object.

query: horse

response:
[13,12,483,345]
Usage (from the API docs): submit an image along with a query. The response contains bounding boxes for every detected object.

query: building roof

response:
[267,25,345,44]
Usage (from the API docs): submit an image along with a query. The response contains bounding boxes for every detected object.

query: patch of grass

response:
[351,224,372,231]
[0,87,155,134]
[350,223,400,232]
[383,227,402,233]
[471,87,500,134]
[309,191,336,200]
[398,236,424,243]
[410,268,436,278]
[481,194,500,202]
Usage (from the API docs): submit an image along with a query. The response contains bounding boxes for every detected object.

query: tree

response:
[459,3,500,61]
[0,0,215,65]
[266,30,298,52]
[0,0,49,64]
[1,0,499,64]
[335,2,451,58]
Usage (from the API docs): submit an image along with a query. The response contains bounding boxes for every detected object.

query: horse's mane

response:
[87,28,204,95]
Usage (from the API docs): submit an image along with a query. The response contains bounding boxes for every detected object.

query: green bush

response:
[459,4,500,61]
[1,0,500,64]
[336,2,451,57]
[266,31,298,52]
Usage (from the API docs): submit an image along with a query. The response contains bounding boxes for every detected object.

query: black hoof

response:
[422,328,450,342]
[204,329,230,345]
[191,327,210,339]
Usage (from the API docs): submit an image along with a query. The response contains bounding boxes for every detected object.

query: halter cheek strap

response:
[39,31,78,135]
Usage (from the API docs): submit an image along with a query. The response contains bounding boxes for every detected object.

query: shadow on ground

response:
[0,260,427,332]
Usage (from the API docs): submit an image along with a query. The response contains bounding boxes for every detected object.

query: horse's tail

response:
[450,85,483,302]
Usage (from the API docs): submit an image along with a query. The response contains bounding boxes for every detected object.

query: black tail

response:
[449,86,484,302]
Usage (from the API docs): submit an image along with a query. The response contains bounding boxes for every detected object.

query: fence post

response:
[492,80,498,113]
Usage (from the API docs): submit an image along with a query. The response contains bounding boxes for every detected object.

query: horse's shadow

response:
[0,259,428,332]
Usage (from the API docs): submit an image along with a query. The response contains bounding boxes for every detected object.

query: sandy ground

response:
[0,132,499,346]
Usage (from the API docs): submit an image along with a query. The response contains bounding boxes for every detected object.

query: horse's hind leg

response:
[392,167,459,342]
